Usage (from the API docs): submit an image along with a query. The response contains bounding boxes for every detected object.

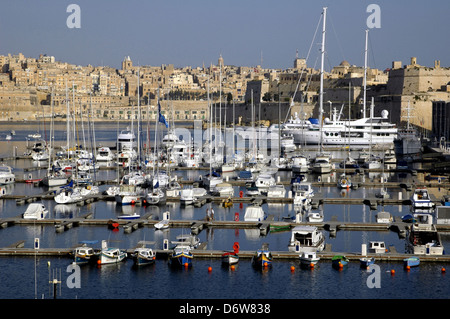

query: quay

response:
[1,242,450,264]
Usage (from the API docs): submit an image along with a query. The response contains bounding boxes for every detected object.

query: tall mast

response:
[319,7,327,151]
[363,29,368,119]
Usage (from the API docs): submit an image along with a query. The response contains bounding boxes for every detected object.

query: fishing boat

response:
[251,245,273,269]
[403,257,420,268]
[132,247,156,266]
[169,245,193,268]
[410,187,434,209]
[73,242,99,265]
[332,255,349,270]
[98,241,127,265]
[368,241,386,254]
[359,257,375,268]
[221,242,240,265]
[299,251,320,266]
[0,165,15,185]
[22,203,48,220]
[288,226,325,253]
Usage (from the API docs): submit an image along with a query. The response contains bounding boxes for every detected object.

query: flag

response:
[158,102,169,128]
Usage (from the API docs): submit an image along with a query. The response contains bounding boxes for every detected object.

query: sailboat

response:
[312,8,332,175]
[338,83,353,189]
[42,87,69,187]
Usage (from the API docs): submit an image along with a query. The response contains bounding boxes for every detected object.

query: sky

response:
[1,0,449,71]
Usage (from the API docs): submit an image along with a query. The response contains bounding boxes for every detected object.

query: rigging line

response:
[368,31,377,70]
[328,11,347,64]
[285,12,323,123]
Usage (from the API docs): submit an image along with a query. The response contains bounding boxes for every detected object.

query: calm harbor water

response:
[0,122,449,301]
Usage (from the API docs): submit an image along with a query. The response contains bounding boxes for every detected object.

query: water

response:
[0,122,449,301]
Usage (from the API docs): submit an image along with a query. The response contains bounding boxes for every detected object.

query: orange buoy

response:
[208,266,212,272]
[441,267,446,273]
[184,263,189,267]
[391,269,395,275]
[406,265,411,271]
[290,266,295,272]
[97,260,101,265]
[230,265,235,271]
[310,263,315,268]
[264,262,268,268]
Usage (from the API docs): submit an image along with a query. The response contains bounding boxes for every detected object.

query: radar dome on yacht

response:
[381,110,389,119]
[324,117,331,123]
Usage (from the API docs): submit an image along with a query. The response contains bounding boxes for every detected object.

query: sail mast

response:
[319,7,327,151]
[363,29,368,119]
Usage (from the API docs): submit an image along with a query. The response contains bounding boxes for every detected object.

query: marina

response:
[0,113,449,300]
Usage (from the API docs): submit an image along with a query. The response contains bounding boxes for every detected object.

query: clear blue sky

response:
[1,0,449,71]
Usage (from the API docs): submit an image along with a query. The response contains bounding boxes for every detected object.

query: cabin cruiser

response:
[312,152,332,174]
[0,165,15,185]
[267,184,286,199]
[406,212,444,255]
[410,187,434,209]
[291,156,309,174]
[255,174,276,193]
[288,226,325,253]
[96,147,115,162]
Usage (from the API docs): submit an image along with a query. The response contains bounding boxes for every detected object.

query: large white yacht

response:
[292,105,397,147]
